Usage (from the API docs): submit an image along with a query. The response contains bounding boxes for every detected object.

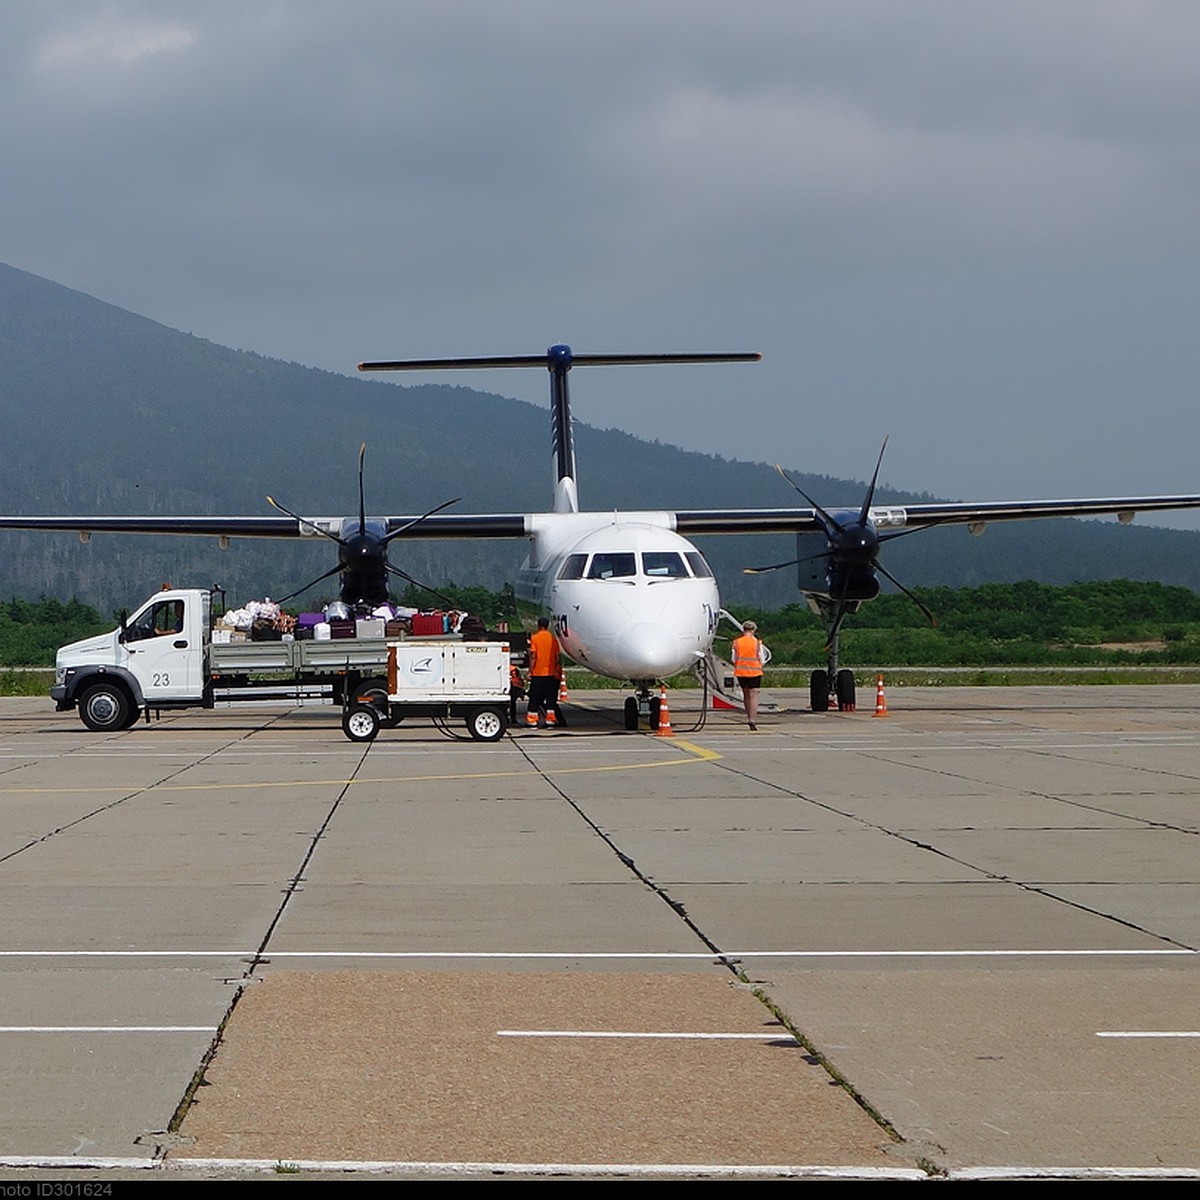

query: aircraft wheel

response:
[624,696,639,731]
[467,706,506,742]
[809,669,829,713]
[342,704,381,743]
[649,696,662,730]
[835,669,856,712]
[79,682,132,732]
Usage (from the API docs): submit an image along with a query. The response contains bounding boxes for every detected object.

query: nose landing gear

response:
[624,686,663,731]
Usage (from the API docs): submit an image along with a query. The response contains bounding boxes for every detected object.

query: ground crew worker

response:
[731,620,766,730]
[528,616,567,729]
[508,662,526,725]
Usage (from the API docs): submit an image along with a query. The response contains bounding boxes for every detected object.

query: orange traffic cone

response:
[656,685,675,737]
[873,673,890,718]
[559,677,570,705]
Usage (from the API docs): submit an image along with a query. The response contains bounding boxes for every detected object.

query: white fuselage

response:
[515,512,720,684]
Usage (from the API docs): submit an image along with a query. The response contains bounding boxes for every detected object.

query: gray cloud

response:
[5,1,1200,524]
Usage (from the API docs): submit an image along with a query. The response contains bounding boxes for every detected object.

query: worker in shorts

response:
[731,620,766,730]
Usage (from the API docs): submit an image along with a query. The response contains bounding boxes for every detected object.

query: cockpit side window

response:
[684,551,713,578]
[642,552,687,578]
[587,552,637,579]
[557,554,588,580]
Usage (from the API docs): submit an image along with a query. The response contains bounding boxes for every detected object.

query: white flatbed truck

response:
[52,587,512,742]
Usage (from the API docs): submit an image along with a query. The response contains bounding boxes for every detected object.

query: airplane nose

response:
[616,622,683,677]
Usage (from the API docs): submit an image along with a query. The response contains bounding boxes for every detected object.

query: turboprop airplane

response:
[3,343,1200,724]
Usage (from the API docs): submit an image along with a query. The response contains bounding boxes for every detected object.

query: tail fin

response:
[548,344,578,513]
[358,347,760,516]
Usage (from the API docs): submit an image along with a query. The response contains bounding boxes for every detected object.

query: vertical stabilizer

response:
[548,343,579,513]
[356,348,759,519]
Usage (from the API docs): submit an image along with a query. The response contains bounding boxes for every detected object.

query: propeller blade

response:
[743,557,800,575]
[357,442,367,533]
[876,523,941,545]
[876,562,937,627]
[745,542,847,574]
[774,464,843,534]
[274,563,347,605]
[379,495,463,546]
[384,563,459,609]
[267,495,347,546]
[858,437,889,527]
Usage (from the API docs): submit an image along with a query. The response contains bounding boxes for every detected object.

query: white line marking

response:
[496,1030,795,1041]
[171,1158,925,1179]
[0,1025,213,1033]
[956,1167,1200,1180]
[0,948,1192,959]
[1096,1031,1200,1038]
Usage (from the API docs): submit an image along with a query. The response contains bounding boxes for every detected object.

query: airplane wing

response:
[0,516,302,538]
[0,514,529,540]
[2,496,1199,540]
[670,495,1200,536]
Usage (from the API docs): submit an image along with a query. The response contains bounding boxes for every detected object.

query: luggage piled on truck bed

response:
[215,596,477,643]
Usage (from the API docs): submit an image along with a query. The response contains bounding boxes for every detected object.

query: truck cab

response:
[53,589,211,729]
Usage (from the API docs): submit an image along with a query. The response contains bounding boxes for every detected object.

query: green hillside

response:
[2,261,1198,613]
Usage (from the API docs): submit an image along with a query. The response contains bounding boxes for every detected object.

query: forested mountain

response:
[2,261,1198,615]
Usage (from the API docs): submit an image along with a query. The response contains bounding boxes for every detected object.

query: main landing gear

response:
[810,666,856,713]
[810,605,857,712]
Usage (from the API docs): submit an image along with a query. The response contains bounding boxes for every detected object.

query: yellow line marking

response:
[0,740,720,794]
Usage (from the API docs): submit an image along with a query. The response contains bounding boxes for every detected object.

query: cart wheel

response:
[466,706,506,742]
[357,677,402,727]
[342,704,381,743]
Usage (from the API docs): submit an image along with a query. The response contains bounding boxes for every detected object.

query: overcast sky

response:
[6,2,1200,526]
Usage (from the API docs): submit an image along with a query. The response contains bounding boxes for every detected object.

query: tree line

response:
[4,580,1200,668]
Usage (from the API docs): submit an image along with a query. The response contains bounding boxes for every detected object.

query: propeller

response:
[266,444,460,607]
[747,439,938,639]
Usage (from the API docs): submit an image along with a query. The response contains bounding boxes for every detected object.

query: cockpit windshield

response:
[587,552,638,579]
[642,552,688,578]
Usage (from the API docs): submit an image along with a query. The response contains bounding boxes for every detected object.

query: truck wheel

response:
[466,707,506,742]
[79,683,131,732]
[342,704,381,743]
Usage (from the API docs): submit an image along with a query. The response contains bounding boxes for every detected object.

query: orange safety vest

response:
[529,628,562,678]
[732,633,763,677]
